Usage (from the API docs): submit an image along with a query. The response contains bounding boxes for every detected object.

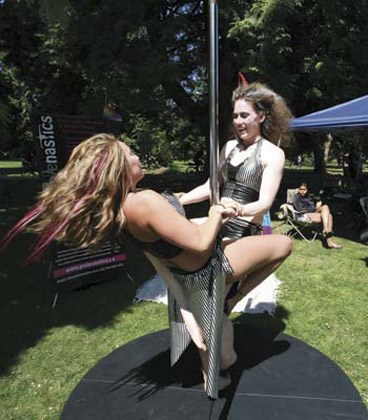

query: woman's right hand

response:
[220,197,242,213]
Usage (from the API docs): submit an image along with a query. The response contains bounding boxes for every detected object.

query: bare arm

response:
[179,141,234,206]
[179,178,211,205]
[126,190,232,254]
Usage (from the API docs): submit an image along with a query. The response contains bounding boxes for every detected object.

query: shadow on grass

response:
[0,228,157,375]
[361,257,368,267]
[0,175,206,377]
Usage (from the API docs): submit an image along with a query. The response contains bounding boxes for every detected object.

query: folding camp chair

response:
[279,189,322,243]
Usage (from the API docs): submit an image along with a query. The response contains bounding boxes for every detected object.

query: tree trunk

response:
[324,132,333,166]
[313,135,326,174]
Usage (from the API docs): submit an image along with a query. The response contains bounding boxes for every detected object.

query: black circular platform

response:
[62,325,368,419]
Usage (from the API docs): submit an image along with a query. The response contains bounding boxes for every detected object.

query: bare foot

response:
[326,239,343,249]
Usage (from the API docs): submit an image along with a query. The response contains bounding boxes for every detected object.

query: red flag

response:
[238,71,249,86]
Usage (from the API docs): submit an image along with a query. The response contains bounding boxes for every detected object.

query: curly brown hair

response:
[232,82,293,145]
[2,134,133,262]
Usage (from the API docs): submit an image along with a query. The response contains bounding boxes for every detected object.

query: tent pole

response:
[209,0,219,205]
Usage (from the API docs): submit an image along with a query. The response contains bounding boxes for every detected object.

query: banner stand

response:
[33,114,131,302]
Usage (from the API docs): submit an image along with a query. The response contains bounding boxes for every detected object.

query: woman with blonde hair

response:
[1,133,292,399]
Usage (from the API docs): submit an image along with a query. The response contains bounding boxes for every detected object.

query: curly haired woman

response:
[180,82,293,314]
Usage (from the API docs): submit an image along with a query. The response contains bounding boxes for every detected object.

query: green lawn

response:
[275,224,368,406]
[0,170,367,419]
[0,161,22,168]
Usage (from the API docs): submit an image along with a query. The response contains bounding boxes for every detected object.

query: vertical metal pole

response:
[209,0,219,205]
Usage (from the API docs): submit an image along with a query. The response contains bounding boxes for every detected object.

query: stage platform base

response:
[62,325,368,419]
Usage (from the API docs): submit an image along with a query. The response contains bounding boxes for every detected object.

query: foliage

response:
[1,0,368,168]
[227,0,368,171]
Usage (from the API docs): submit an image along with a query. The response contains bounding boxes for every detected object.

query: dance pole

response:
[209,0,220,205]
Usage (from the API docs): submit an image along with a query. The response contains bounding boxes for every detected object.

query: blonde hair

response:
[232,82,293,145]
[18,134,133,260]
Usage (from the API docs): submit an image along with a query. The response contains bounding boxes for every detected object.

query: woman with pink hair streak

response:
[1,133,292,399]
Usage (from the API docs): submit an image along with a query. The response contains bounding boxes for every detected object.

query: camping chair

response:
[279,189,322,243]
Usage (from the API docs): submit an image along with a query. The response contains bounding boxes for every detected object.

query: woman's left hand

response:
[220,197,242,215]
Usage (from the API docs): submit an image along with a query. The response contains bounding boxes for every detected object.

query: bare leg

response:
[318,206,342,249]
[307,209,342,249]
[198,349,209,391]
[223,234,292,313]
[225,259,285,314]
[320,205,331,232]
[180,308,206,351]
[221,315,237,370]
[325,224,342,249]
[326,213,333,232]
[199,347,232,393]
[182,297,236,391]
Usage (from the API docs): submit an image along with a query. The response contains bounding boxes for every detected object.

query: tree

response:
[227,0,368,172]
[2,0,368,170]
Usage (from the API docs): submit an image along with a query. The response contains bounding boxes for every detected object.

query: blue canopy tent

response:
[290,95,368,131]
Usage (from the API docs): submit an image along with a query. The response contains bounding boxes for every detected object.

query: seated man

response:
[294,182,343,249]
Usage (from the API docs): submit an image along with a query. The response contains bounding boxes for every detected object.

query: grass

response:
[0,167,367,419]
[274,228,368,405]
[0,161,22,168]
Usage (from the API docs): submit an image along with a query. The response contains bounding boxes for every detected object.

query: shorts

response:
[220,217,263,239]
[296,214,310,222]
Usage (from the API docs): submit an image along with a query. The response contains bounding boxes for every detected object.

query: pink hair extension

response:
[24,218,71,264]
[85,147,110,195]
[238,71,249,86]
[24,192,96,264]
[3,147,114,264]
[0,205,44,252]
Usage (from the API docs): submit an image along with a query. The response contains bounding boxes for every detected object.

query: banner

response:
[50,242,128,291]
[34,114,121,182]
[33,114,126,290]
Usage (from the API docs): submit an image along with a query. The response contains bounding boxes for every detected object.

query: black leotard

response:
[123,191,185,258]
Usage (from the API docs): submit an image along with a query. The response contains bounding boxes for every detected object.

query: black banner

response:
[33,114,126,289]
[51,242,128,291]
[34,114,120,182]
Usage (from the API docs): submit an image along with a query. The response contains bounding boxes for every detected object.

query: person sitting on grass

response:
[293,182,342,249]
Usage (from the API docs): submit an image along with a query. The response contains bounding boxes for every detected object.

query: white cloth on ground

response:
[134,272,281,315]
